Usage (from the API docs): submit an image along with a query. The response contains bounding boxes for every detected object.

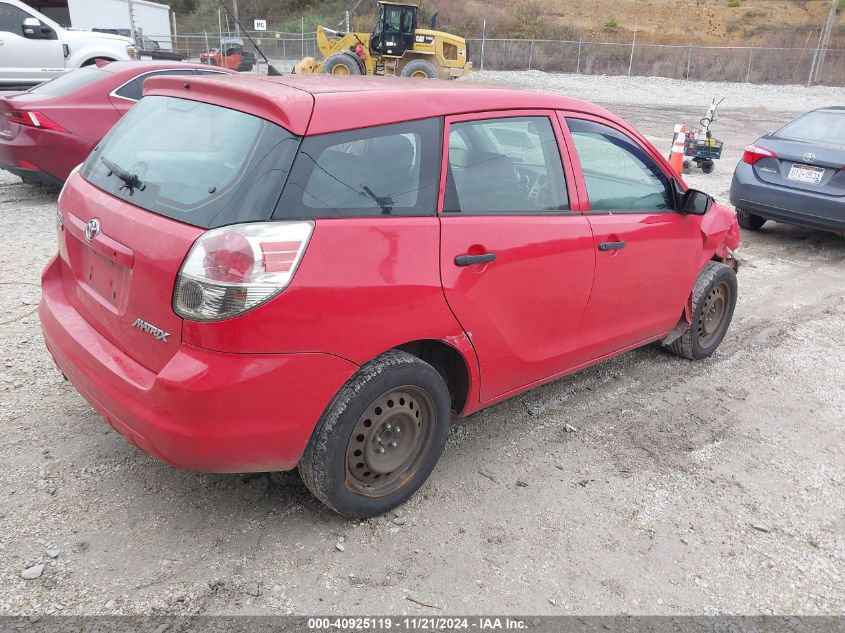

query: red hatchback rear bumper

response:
[39,257,358,472]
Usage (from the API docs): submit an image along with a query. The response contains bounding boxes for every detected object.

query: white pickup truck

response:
[0,0,136,86]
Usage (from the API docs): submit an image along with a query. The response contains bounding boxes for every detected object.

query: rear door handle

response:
[454,253,496,267]
[598,241,626,251]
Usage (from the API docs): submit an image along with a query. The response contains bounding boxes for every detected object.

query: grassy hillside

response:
[173,0,843,48]
[423,0,843,46]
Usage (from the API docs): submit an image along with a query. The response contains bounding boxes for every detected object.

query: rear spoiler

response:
[142,74,313,136]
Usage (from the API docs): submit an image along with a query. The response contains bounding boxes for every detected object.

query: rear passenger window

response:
[114,69,197,101]
[275,118,441,218]
[444,116,568,214]
[567,118,674,211]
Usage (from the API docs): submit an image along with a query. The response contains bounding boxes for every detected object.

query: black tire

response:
[400,59,439,79]
[323,52,363,76]
[736,208,766,231]
[237,63,254,72]
[667,261,737,361]
[701,160,715,174]
[208,58,219,67]
[682,159,691,174]
[299,350,451,518]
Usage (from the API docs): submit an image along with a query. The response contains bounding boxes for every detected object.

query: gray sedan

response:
[729,106,844,235]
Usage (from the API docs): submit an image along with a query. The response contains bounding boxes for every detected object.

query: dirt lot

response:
[0,72,843,616]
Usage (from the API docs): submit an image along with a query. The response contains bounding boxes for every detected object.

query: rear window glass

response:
[81,96,300,229]
[274,118,441,219]
[777,110,845,146]
[28,67,109,96]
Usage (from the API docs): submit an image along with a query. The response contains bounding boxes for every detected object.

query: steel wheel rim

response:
[345,386,435,497]
[410,70,428,78]
[332,65,350,75]
[698,280,731,347]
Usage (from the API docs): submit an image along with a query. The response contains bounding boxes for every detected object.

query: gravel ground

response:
[464,70,844,111]
[0,73,843,616]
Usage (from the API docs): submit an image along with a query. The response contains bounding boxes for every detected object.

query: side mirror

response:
[22,17,53,40]
[681,188,713,215]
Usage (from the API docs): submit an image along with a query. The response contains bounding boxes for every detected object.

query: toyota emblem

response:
[803,152,816,163]
[85,218,100,242]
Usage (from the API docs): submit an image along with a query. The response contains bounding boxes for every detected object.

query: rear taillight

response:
[173,222,313,321]
[742,144,776,165]
[4,110,67,132]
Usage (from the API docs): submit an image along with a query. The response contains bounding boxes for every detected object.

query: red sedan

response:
[39,74,741,517]
[0,61,231,185]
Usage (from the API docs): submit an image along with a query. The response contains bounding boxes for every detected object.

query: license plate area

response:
[787,163,824,185]
[80,245,130,309]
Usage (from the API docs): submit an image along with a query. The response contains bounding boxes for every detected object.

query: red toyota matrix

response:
[40,75,741,518]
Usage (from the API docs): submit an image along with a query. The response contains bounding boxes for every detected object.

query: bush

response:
[727,0,741,7]
[604,17,619,29]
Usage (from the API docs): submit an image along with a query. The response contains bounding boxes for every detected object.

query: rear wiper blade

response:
[361,185,394,215]
[101,156,145,195]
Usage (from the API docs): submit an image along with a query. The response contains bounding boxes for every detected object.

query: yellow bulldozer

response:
[295,1,472,80]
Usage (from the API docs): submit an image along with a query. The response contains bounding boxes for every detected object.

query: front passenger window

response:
[567,118,673,211]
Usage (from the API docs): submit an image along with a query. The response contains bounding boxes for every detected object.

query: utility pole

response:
[232,0,239,25]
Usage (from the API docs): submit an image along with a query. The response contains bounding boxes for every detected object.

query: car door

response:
[559,114,704,360]
[439,111,595,403]
[0,2,64,84]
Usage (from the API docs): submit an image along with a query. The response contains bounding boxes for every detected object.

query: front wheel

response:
[323,52,363,75]
[299,350,451,518]
[667,261,737,360]
[400,59,439,79]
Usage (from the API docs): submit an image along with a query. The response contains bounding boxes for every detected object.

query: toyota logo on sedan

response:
[803,152,816,163]
[85,218,100,242]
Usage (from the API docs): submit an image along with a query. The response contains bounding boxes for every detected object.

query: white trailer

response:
[22,0,173,47]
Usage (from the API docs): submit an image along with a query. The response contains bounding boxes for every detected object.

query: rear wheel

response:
[667,261,737,360]
[736,208,766,231]
[299,350,451,518]
[701,160,715,174]
[400,59,439,79]
[323,52,362,76]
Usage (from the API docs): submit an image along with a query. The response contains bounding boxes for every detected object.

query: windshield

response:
[28,67,109,96]
[81,96,301,229]
[777,110,845,147]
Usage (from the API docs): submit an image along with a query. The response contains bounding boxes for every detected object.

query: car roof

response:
[143,73,623,136]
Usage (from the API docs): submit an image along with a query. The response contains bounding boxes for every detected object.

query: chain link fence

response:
[146,31,320,71]
[150,29,844,86]
[469,37,844,86]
